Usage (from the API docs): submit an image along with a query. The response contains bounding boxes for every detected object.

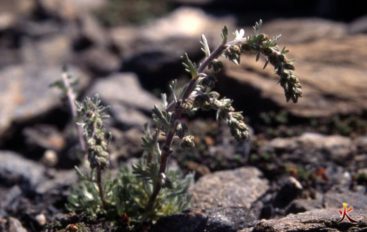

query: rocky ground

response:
[1,0,367,231]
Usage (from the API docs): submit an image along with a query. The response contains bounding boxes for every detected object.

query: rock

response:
[253,208,367,232]
[35,213,47,226]
[89,73,159,127]
[73,14,109,49]
[76,47,120,76]
[273,176,303,208]
[267,133,353,162]
[41,150,58,167]
[7,217,27,232]
[23,125,65,151]
[262,18,346,44]
[286,196,323,214]
[0,151,45,189]
[191,167,268,210]
[220,34,367,118]
[37,0,106,21]
[355,136,367,153]
[0,186,22,215]
[109,127,143,162]
[21,35,72,65]
[153,208,256,232]
[349,16,367,34]
[0,12,16,31]
[0,65,88,138]
[154,167,268,231]
[111,7,234,87]
[324,190,367,211]
[35,170,77,194]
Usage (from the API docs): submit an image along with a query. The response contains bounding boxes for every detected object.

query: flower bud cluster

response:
[192,76,249,140]
[241,33,302,103]
[77,95,110,169]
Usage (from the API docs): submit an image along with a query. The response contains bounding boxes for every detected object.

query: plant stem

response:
[96,168,107,209]
[61,69,87,156]
[145,42,228,212]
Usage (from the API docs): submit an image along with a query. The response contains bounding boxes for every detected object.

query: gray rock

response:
[89,73,159,127]
[153,168,268,232]
[76,47,120,76]
[111,7,234,86]
[37,0,106,21]
[73,14,109,47]
[253,208,367,232]
[21,35,72,66]
[0,151,45,190]
[7,217,27,232]
[349,16,367,34]
[35,170,77,194]
[152,211,242,232]
[187,167,268,230]
[268,133,354,162]
[273,176,303,208]
[191,167,269,210]
[0,65,88,138]
[324,190,367,211]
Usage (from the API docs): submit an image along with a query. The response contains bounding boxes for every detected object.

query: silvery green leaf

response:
[253,19,263,33]
[221,26,228,43]
[182,53,198,78]
[200,34,211,57]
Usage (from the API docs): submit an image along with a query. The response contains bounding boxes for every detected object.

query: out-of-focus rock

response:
[152,208,256,232]
[273,176,303,208]
[23,125,65,151]
[191,167,268,210]
[0,12,16,31]
[35,170,77,194]
[38,0,106,21]
[41,150,58,167]
[175,167,268,230]
[261,18,346,44]
[253,208,367,232]
[324,190,367,210]
[0,65,88,138]
[7,217,27,232]
[73,14,109,49]
[220,34,367,118]
[21,35,72,65]
[349,16,367,34]
[111,7,234,86]
[76,47,120,76]
[109,128,143,162]
[89,73,160,127]
[268,133,353,161]
[0,151,45,189]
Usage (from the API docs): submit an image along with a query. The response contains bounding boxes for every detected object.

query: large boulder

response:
[111,7,234,87]
[88,73,160,127]
[219,32,367,118]
[0,65,88,138]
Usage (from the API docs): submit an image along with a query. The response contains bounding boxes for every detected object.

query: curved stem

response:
[145,41,230,213]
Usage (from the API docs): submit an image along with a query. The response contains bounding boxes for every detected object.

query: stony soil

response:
[1,1,367,232]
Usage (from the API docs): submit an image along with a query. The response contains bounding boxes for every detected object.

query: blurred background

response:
[0,0,367,231]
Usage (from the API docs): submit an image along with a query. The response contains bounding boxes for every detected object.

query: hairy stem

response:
[61,69,87,155]
[145,42,229,212]
[96,168,107,209]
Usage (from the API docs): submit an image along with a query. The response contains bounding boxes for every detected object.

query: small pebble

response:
[35,214,47,226]
[42,150,58,167]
